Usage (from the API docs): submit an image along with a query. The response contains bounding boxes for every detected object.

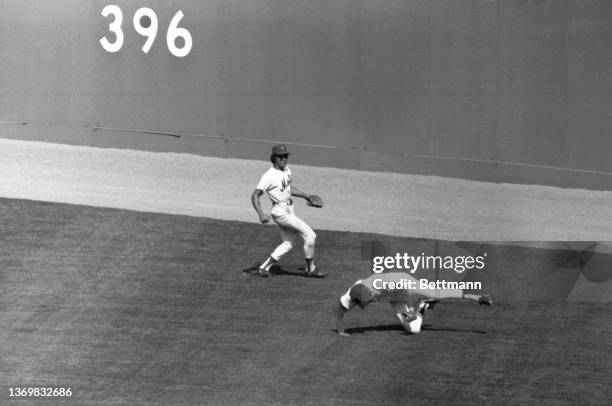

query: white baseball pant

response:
[391,302,423,333]
[390,287,464,333]
[269,202,316,260]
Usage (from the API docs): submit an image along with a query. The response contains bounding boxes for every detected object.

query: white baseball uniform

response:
[340,272,465,333]
[256,165,316,261]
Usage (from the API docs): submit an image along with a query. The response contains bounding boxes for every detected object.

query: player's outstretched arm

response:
[251,189,271,224]
[290,185,309,199]
[334,301,350,336]
[462,292,493,306]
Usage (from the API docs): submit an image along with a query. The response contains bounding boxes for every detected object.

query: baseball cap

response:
[271,144,291,156]
[349,284,372,308]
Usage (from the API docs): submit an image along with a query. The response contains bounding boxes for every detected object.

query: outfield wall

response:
[1,0,611,190]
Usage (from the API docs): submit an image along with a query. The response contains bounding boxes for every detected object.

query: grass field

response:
[1,198,610,405]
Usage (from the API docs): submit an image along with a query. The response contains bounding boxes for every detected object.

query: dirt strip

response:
[1,138,611,241]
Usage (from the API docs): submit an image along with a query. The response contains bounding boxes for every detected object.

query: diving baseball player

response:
[335,272,492,336]
[250,144,327,278]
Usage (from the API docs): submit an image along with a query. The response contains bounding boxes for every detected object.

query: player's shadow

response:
[422,326,487,334]
[343,324,404,335]
[342,324,487,335]
[241,264,313,278]
[269,265,312,278]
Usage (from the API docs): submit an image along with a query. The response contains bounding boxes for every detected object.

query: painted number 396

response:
[99,5,193,57]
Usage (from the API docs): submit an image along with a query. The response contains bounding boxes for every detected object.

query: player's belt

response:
[273,199,292,206]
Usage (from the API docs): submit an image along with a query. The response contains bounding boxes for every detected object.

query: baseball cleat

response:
[257,268,272,278]
[418,299,439,315]
[423,299,440,310]
[478,295,492,306]
[241,263,261,275]
[305,267,328,278]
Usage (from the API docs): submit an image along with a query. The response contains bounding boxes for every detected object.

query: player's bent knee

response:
[303,236,316,252]
[304,231,316,246]
[271,241,294,259]
[283,241,294,252]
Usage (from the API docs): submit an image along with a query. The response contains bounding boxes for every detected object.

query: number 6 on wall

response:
[167,10,192,58]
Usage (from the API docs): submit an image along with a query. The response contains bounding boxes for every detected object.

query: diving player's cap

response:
[349,284,372,308]
[271,144,291,156]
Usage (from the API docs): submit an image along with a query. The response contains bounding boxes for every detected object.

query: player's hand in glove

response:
[306,194,324,208]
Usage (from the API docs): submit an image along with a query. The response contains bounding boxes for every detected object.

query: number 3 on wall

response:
[99,5,193,58]
[99,5,124,53]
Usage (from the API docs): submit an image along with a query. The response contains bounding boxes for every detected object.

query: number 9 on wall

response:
[100,5,193,57]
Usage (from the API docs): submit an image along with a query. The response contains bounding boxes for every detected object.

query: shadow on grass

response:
[340,324,487,335]
[422,326,488,334]
[342,324,405,335]
[241,263,313,278]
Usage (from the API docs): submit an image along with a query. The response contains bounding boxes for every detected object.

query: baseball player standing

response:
[250,144,327,278]
[335,272,492,336]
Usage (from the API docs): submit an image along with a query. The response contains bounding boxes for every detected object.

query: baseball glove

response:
[306,194,324,208]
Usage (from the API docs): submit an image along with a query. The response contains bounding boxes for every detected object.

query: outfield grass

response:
[1,198,610,405]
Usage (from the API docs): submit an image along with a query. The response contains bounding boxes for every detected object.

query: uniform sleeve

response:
[255,172,269,191]
[340,288,355,310]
